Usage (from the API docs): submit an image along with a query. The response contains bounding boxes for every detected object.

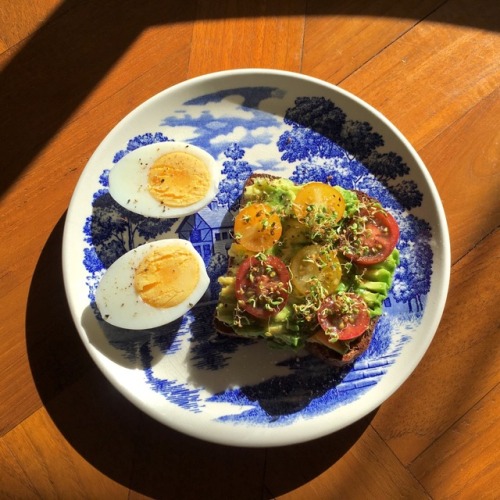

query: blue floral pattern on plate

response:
[81,85,432,427]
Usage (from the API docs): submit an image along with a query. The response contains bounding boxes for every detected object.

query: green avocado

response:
[351,249,400,317]
[242,176,300,214]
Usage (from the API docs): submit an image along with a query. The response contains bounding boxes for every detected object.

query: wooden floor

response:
[1,1,499,498]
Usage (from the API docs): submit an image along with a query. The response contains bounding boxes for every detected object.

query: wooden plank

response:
[265,423,429,498]
[422,87,500,264]
[0,437,38,498]
[128,416,266,500]
[188,0,306,75]
[0,0,67,53]
[0,282,42,436]
[372,228,500,465]
[1,403,130,498]
[303,0,445,83]
[410,384,500,499]
[0,119,100,434]
[0,215,99,437]
[338,0,500,151]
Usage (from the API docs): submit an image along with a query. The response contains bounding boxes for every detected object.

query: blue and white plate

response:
[63,69,450,447]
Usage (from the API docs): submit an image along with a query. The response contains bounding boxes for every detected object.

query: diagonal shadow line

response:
[0,0,194,198]
[1,0,498,199]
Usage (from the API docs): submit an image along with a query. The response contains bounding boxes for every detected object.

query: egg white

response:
[108,141,220,218]
[95,239,209,330]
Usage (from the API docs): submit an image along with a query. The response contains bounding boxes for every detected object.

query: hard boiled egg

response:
[108,142,220,218]
[95,239,209,330]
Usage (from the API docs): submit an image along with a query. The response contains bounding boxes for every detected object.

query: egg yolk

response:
[148,151,211,207]
[133,244,200,308]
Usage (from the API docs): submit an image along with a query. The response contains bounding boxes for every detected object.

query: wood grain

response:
[422,87,500,263]
[0,437,37,498]
[303,0,445,83]
[410,384,500,499]
[2,400,129,498]
[262,409,433,499]
[372,228,500,464]
[0,0,499,497]
[340,0,500,152]
[0,0,65,53]
[190,0,305,75]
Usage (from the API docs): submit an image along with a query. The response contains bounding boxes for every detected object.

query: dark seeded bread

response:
[304,317,378,367]
[213,316,240,336]
[214,173,378,366]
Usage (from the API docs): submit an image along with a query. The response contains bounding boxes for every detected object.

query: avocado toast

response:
[214,173,400,366]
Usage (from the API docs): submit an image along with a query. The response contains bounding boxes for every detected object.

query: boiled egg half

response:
[95,239,209,330]
[108,141,220,218]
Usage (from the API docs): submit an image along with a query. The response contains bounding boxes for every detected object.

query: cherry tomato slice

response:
[235,255,290,319]
[317,293,370,341]
[293,182,345,224]
[290,244,341,296]
[342,194,399,266]
[234,203,282,252]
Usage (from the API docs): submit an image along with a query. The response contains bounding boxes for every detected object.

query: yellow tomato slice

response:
[234,203,282,252]
[290,244,342,296]
[293,182,345,224]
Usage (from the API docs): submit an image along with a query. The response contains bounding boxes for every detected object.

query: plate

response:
[63,69,450,447]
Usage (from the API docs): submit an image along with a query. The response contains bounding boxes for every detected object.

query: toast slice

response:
[214,172,386,366]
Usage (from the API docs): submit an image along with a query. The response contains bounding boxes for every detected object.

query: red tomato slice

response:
[235,255,291,319]
[342,195,399,266]
[317,293,370,341]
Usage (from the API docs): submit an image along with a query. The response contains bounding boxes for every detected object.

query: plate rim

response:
[62,68,451,447]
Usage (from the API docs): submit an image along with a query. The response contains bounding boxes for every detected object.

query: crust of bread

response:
[214,173,379,366]
[213,316,240,336]
[304,317,378,367]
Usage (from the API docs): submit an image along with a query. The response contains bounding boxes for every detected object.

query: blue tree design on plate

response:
[392,214,433,312]
[215,143,253,209]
